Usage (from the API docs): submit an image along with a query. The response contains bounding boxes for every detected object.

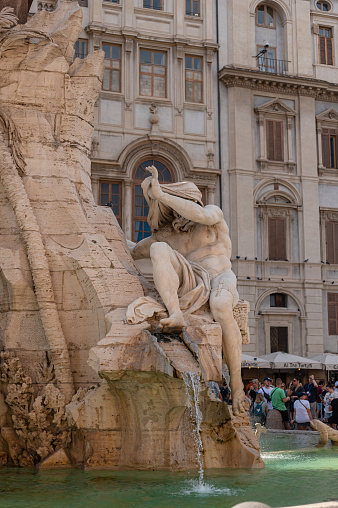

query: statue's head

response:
[141,178,203,232]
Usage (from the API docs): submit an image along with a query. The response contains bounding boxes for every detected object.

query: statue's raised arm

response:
[143,166,225,228]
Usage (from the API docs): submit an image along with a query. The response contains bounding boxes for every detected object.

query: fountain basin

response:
[0,432,336,508]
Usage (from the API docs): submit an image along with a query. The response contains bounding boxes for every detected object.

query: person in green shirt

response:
[271,378,291,429]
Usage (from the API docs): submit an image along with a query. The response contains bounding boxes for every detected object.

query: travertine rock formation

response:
[0,2,263,470]
[0,2,143,401]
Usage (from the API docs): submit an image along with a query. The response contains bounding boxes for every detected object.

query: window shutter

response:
[327,37,334,65]
[268,217,277,260]
[322,129,330,167]
[268,217,286,260]
[275,121,284,161]
[278,327,288,353]
[319,36,326,64]
[328,293,338,335]
[266,120,275,160]
[276,217,286,260]
[326,221,335,263]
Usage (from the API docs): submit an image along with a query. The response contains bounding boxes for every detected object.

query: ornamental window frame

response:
[320,209,338,267]
[316,1,332,12]
[255,98,296,173]
[316,108,338,176]
[257,190,298,264]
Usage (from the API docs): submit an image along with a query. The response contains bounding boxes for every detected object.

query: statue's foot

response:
[232,390,247,416]
[160,312,186,332]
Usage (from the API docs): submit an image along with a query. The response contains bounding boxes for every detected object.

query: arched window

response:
[133,158,174,241]
[256,4,276,28]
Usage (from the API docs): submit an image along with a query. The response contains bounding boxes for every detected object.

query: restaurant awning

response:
[309,353,338,371]
[241,353,271,368]
[258,351,322,369]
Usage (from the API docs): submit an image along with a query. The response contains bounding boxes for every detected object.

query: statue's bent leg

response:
[210,273,246,416]
[150,242,185,330]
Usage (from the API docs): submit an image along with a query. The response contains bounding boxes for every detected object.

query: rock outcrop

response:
[0,2,263,471]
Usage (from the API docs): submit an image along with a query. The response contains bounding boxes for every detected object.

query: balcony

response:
[257,56,288,75]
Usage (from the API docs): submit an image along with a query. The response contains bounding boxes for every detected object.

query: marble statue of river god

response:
[127,165,246,416]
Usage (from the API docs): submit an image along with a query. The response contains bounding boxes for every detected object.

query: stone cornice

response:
[219,66,338,102]
[85,23,218,50]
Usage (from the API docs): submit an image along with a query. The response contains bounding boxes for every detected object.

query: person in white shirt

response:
[258,377,273,411]
[292,392,313,430]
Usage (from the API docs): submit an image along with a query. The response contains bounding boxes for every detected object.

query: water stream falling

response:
[182,372,204,486]
[222,363,231,387]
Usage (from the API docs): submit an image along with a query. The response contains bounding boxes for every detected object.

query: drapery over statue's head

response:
[142,172,203,232]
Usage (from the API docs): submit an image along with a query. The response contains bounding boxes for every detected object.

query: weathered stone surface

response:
[66,379,264,471]
[38,448,71,470]
[0,2,143,396]
[266,409,283,430]
[183,323,222,382]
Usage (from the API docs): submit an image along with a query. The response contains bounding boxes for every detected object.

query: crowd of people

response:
[246,376,338,430]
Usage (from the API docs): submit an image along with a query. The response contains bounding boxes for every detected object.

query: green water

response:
[0,434,337,508]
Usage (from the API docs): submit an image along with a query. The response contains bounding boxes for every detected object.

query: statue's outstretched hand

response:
[145,165,163,200]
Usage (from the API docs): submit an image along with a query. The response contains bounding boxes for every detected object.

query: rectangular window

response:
[186,0,200,17]
[270,327,288,353]
[268,217,286,261]
[143,0,163,9]
[78,0,88,6]
[185,55,203,103]
[270,293,287,308]
[257,46,277,73]
[319,27,334,65]
[134,185,151,241]
[328,293,338,335]
[102,44,121,92]
[99,181,122,226]
[322,128,338,168]
[140,50,166,98]
[326,221,338,264]
[103,0,120,3]
[266,119,284,161]
[75,39,88,60]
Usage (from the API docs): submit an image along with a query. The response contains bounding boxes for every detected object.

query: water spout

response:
[182,372,204,485]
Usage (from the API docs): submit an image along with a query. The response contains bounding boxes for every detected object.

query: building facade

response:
[29,0,338,359]
[219,0,338,358]
[30,0,220,243]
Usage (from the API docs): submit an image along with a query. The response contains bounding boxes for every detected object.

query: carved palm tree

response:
[0,128,74,403]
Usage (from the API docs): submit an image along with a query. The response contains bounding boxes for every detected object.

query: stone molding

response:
[219,66,338,103]
[254,99,296,174]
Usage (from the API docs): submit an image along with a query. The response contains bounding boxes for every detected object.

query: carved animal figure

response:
[255,423,267,439]
[310,419,338,447]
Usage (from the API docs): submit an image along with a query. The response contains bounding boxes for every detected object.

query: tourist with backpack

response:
[258,377,273,410]
[253,392,268,426]
[270,378,291,430]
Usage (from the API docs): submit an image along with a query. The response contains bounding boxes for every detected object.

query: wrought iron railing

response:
[38,1,57,11]
[257,57,288,75]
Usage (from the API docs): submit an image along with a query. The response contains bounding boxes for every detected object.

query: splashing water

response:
[222,363,231,387]
[182,372,204,485]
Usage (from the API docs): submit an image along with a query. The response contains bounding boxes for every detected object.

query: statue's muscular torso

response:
[153,219,232,278]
